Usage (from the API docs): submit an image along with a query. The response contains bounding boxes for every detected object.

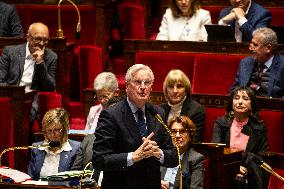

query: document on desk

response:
[0,166,31,183]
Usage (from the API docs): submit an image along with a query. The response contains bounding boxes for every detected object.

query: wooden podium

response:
[0,86,35,172]
[192,143,243,189]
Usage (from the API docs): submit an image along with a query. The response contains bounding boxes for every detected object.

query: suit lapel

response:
[243,59,256,85]
[267,55,279,96]
[18,44,26,85]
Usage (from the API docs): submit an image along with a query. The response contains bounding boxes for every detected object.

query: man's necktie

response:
[137,108,147,137]
[250,63,265,90]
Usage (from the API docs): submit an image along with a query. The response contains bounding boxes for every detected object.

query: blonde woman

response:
[161,70,205,142]
[28,108,81,180]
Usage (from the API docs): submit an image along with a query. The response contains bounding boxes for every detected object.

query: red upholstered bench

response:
[135,51,197,92]
[69,45,103,130]
[260,110,284,153]
[202,5,225,24]
[16,5,96,45]
[118,3,145,39]
[268,7,284,26]
[0,98,14,168]
[192,53,244,95]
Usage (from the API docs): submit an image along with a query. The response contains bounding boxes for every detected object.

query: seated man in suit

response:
[218,0,271,42]
[92,64,178,189]
[0,22,57,124]
[230,27,284,98]
[161,116,205,189]
[0,1,24,37]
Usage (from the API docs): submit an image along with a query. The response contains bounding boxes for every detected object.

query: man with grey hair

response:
[0,22,57,124]
[92,64,178,189]
[230,27,284,98]
[85,72,119,130]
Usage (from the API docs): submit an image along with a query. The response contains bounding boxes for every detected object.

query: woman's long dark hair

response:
[226,86,262,123]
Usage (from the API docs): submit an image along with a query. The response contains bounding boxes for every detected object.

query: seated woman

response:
[211,86,268,189]
[161,115,205,189]
[85,72,119,131]
[28,108,81,180]
[161,69,205,142]
[156,0,211,41]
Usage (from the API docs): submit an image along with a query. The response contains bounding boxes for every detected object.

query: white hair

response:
[94,72,118,91]
[125,64,154,82]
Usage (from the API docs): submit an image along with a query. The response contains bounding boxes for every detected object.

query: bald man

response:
[0,22,57,124]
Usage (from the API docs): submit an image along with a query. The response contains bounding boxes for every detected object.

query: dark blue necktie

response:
[137,108,147,137]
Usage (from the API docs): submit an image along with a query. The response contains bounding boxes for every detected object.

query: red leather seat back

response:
[192,54,244,95]
[260,111,284,152]
[0,98,14,167]
[135,51,196,92]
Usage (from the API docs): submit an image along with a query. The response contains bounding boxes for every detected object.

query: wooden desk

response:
[0,86,35,172]
[192,143,242,189]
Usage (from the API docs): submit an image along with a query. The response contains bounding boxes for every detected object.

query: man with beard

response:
[230,27,284,98]
[218,0,271,42]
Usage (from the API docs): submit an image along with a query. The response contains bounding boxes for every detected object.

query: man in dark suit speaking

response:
[92,64,178,189]
[0,22,57,123]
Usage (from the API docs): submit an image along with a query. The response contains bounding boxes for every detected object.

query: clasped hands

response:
[221,7,245,24]
[132,132,162,162]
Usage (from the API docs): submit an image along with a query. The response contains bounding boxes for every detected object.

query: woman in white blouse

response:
[156,0,211,41]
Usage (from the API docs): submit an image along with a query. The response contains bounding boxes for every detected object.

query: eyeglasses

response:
[171,129,189,136]
[30,35,49,44]
[131,80,152,87]
[45,128,63,135]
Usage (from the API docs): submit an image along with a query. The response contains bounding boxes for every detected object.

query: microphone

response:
[252,153,284,182]
[0,141,61,167]
[148,106,183,189]
[57,0,81,39]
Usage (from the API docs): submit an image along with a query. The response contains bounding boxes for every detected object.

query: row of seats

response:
[135,51,245,94]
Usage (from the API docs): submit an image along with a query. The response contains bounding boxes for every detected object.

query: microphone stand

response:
[0,145,45,182]
[260,163,284,182]
[154,114,183,189]
[57,0,81,39]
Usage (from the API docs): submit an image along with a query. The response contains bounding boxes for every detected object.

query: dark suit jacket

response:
[161,97,206,142]
[211,116,268,153]
[219,1,272,42]
[161,147,205,189]
[92,99,178,189]
[0,43,57,91]
[0,2,24,37]
[71,134,100,181]
[230,53,284,98]
[28,139,81,180]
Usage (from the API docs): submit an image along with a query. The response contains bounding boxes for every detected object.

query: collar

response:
[245,0,252,15]
[127,97,145,114]
[25,43,33,60]
[167,96,186,109]
[264,55,274,69]
[40,140,72,155]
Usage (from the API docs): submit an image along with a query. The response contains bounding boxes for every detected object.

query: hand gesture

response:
[32,47,45,64]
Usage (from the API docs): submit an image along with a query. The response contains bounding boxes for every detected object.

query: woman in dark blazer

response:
[212,86,268,189]
[28,108,80,180]
[161,69,205,142]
